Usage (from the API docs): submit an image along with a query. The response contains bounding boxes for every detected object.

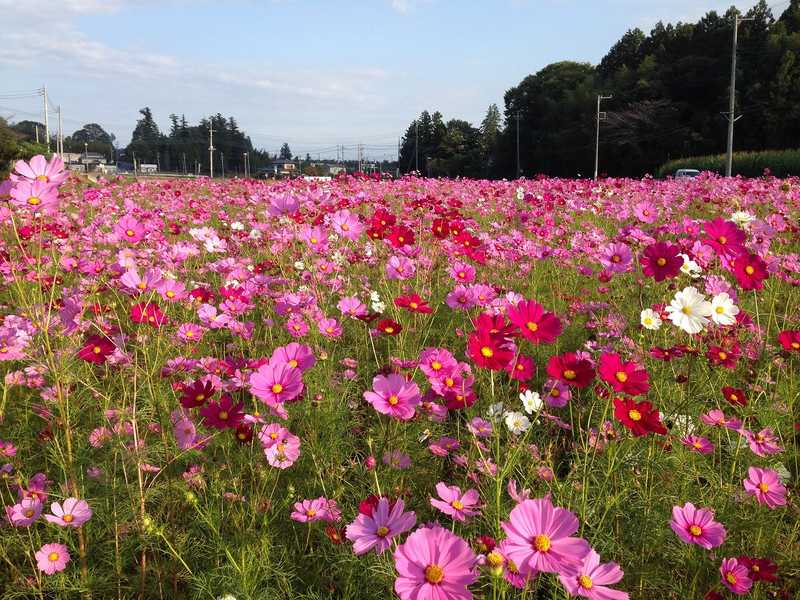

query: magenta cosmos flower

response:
[12,154,68,186]
[290,497,329,523]
[430,482,481,522]
[501,497,590,575]
[741,428,782,457]
[6,497,43,527]
[393,525,478,600]
[669,502,726,549]
[114,215,146,243]
[10,178,59,212]
[35,543,70,575]
[258,423,301,469]
[270,342,316,372]
[743,467,786,509]
[558,549,629,600]
[363,373,421,421]
[45,498,92,528]
[250,362,304,407]
[345,497,416,555]
[720,557,752,595]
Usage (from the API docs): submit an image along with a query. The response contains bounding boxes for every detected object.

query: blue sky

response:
[1,0,763,159]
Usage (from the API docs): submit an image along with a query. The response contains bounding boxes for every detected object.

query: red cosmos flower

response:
[474,313,516,340]
[358,494,381,517]
[454,231,480,251]
[394,294,433,314]
[703,217,746,257]
[777,330,800,352]
[474,535,496,554]
[386,225,415,248]
[546,352,595,388]
[431,218,450,239]
[506,299,563,344]
[180,380,215,408]
[444,389,477,410]
[370,209,396,230]
[640,242,683,281]
[613,397,667,436]
[706,344,740,369]
[505,354,535,381]
[189,287,213,303]
[199,394,244,430]
[598,352,650,396]
[77,335,115,364]
[376,319,402,336]
[732,253,768,290]
[467,329,514,371]
[721,386,747,407]
[234,423,254,444]
[325,525,345,545]
[130,302,167,328]
[735,556,778,583]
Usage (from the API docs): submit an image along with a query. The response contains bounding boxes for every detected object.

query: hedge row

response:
[656,148,800,178]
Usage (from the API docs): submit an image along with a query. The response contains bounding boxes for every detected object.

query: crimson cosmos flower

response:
[613,396,667,436]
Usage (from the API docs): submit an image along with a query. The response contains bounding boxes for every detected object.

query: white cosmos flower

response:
[248,228,262,240]
[520,390,543,414]
[293,261,305,270]
[230,221,244,231]
[730,211,755,228]
[680,254,702,278]
[640,308,662,330]
[504,411,531,435]
[371,301,386,313]
[710,292,740,326]
[665,286,713,334]
[487,402,504,419]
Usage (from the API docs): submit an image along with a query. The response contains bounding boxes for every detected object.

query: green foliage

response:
[656,148,800,177]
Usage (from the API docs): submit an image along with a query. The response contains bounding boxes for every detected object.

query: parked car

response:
[675,168,700,178]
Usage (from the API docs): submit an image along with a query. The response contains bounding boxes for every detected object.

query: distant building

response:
[266,160,298,178]
[138,163,158,174]
[328,165,346,176]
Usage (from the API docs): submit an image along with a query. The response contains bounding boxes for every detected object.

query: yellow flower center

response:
[388,395,399,406]
[137,282,147,290]
[578,575,593,589]
[269,432,278,440]
[25,509,34,517]
[445,377,454,387]
[271,384,283,394]
[715,306,725,314]
[718,351,728,360]
[28,196,41,206]
[656,257,667,266]
[745,265,755,275]
[792,341,800,349]
[63,514,74,523]
[550,388,560,397]
[563,369,576,380]
[185,330,194,338]
[480,347,493,358]
[628,409,642,421]
[410,302,418,309]
[384,326,394,334]
[526,321,538,332]
[726,573,737,585]
[431,361,442,370]
[93,346,102,354]
[451,500,463,510]
[611,255,620,263]
[310,237,318,244]
[718,235,727,244]
[689,525,702,536]
[533,534,551,552]
[325,327,333,333]
[376,526,389,537]
[218,411,229,420]
[486,551,504,569]
[126,229,135,237]
[757,482,769,493]
[615,371,628,383]
[48,552,59,562]
[288,359,298,368]
[36,175,49,182]
[306,509,316,517]
[166,291,175,298]
[424,564,444,584]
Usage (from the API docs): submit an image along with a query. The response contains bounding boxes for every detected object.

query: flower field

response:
[0,156,798,599]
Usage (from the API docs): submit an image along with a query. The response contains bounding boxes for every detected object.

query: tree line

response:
[399,0,800,178]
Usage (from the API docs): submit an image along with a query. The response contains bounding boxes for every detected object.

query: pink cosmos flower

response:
[669,502,726,549]
[318,317,343,338]
[598,242,632,274]
[699,409,741,431]
[449,261,476,283]
[430,482,481,522]
[467,417,493,438]
[542,379,571,408]
[291,497,328,522]
[419,347,458,380]
[44,498,92,528]
[393,525,478,600]
[10,178,59,212]
[720,557,752,595]
[345,497,416,555]
[250,362,304,409]
[501,497,590,575]
[12,154,68,186]
[299,224,328,252]
[558,549,629,600]
[114,215,146,243]
[157,279,188,302]
[258,423,301,469]
[743,467,786,509]
[386,255,416,280]
[173,416,201,449]
[383,449,412,469]
[35,543,70,575]
[177,323,204,343]
[507,480,532,504]
[270,343,316,372]
[330,209,364,240]
[5,497,43,527]
[681,435,715,454]
[741,428,782,456]
[363,373,421,421]
[337,296,368,318]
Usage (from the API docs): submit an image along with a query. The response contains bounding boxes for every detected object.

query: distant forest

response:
[398,0,800,178]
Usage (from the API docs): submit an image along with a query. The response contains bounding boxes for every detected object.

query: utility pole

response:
[220,153,225,178]
[594,94,613,180]
[208,121,215,178]
[182,153,187,175]
[725,12,754,177]
[515,111,521,178]
[243,152,248,178]
[42,85,50,153]
[57,106,63,155]
[35,125,39,144]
